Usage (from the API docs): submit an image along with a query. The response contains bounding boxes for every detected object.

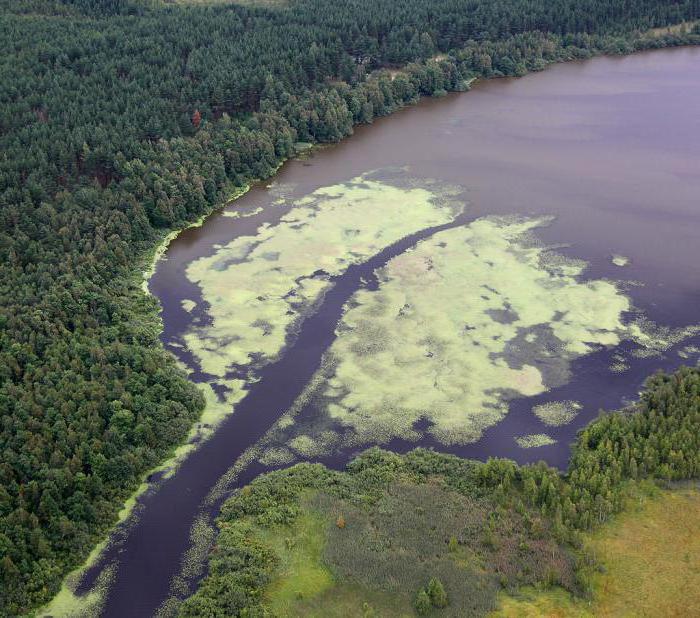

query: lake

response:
[75,47,700,617]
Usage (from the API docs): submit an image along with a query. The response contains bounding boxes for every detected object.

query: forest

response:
[180,366,700,616]
[1,0,700,614]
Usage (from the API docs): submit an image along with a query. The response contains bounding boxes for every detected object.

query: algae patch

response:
[611,254,630,267]
[165,172,462,469]
[277,215,699,450]
[37,563,114,618]
[516,434,557,448]
[532,400,582,427]
[678,344,700,361]
[183,172,461,382]
[286,216,631,446]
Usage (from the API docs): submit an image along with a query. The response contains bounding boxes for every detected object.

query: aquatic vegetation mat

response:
[532,400,582,427]
[168,172,462,449]
[170,174,700,465]
[184,172,461,380]
[611,254,630,267]
[515,434,557,448]
[279,217,640,447]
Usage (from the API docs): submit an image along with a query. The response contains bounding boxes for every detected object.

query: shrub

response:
[427,577,448,608]
[414,589,432,615]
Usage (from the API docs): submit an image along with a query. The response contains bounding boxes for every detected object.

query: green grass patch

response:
[249,491,416,617]
[257,501,334,612]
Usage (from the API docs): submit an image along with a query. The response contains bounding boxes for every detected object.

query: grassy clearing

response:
[494,487,700,617]
[646,21,699,37]
[242,486,700,617]
[283,582,414,617]
[248,484,700,617]
[253,495,414,617]
[181,424,700,617]
[257,503,334,613]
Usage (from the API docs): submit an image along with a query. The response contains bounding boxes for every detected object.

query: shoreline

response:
[39,39,700,616]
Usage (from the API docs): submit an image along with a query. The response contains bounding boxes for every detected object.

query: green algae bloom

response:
[515,434,557,448]
[37,564,114,618]
[147,172,463,473]
[533,400,582,427]
[160,173,700,461]
[611,254,630,267]
[610,353,630,373]
[678,345,700,360]
[293,216,632,445]
[183,173,461,380]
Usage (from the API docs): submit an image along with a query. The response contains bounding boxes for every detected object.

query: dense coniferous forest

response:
[181,367,700,616]
[1,0,699,613]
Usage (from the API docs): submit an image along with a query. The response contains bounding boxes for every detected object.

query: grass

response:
[493,486,700,617]
[255,496,413,617]
[248,481,575,617]
[285,582,414,617]
[646,21,699,37]
[253,484,700,617]
[257,501,334,613]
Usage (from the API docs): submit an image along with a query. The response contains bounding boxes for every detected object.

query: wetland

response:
[68,47,700,617]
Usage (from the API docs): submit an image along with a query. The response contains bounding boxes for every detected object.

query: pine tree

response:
[414,589,431,615]
[427,578,448,608]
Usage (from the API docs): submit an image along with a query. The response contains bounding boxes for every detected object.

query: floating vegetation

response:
[611,254,630,266]
[610,353,630,373]
[156,514,217,618]
[277,214,700,449]
[258,446,297,466]
[184,173,461,380]
[167,174,699,460]
[295,216,632,445]
[37,564,115,618]
[532,400,582,427]
[162,172,463,466]
[515,434,557,448]
[222,206,264,218]
[289,431,341,458]
[678,345,700,360]
[628,317,700,358]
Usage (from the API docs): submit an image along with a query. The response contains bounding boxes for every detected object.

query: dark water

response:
[78,48,700,616]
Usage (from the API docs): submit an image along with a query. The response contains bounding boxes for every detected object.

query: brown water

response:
[78,47,700,616]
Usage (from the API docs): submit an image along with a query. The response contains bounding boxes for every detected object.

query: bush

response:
[415,589,432,615]
[427,577,448,608]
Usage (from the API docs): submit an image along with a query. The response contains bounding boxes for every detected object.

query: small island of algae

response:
[533,400,582,427]
[516,434,557,448]
[611,254,630,267]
